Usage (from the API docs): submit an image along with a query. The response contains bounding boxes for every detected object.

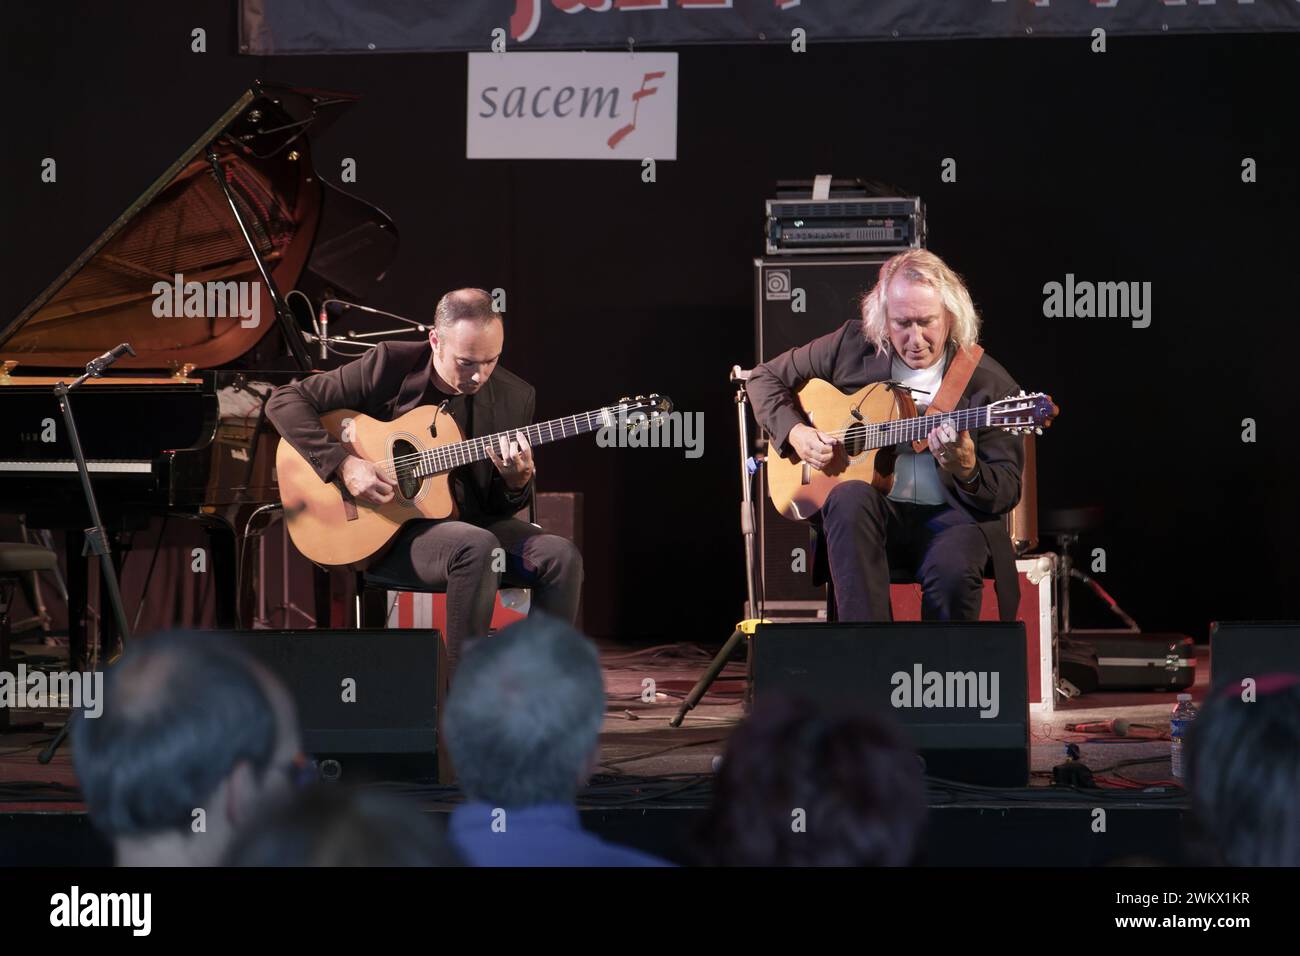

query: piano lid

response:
[0,83,398,373]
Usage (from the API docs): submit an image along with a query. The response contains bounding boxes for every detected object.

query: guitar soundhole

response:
[844,421,868,457]
[391,439,422,500]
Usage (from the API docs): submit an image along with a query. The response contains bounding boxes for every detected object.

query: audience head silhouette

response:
[1188,675,1300,866]
[697,696,926,866]
[71,631,301,867]
[223,784,461,867]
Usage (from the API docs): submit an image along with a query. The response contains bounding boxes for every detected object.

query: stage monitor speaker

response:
[233,629,448,783]
[750,621,1030,787]
[1209,621,1300,693]
[753,255,886,611]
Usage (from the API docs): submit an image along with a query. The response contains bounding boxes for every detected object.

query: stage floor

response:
[0,631,1203,806]
[589,639,1202,787]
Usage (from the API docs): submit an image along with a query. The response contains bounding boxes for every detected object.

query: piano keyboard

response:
[0,459,152,474]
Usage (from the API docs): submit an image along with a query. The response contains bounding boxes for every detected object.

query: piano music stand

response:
[37,351,135,763]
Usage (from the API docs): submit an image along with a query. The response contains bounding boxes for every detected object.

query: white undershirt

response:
[887,353,948,506]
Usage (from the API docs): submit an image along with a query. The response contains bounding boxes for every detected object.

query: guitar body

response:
[766,379,912,520]
[275,405,461,569]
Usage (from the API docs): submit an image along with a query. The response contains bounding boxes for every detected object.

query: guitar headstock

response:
[614,393,673,430]
[988,391,1059,436]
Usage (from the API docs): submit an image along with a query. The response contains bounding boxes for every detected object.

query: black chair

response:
[0,542,59,733]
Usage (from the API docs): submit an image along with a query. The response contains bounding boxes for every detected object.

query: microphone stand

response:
[671,365,766,727]
[301,299,432,356]
[38,344,136,764]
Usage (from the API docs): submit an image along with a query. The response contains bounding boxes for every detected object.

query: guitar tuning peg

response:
[1035,427,1043,435]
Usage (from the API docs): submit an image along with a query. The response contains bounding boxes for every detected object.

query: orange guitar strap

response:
[909,344,985,453]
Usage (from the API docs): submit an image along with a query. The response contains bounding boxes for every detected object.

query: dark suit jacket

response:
[265,340,535,522]
[747,319,1024,620]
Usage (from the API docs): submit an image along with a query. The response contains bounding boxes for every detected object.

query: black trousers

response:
[365,517,583,671]
[820,480,990,622]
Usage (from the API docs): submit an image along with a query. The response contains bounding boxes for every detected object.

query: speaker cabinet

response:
[234,629,448,783]
[754,255,886,613]
[750,621,1030,786]
[1210,621,1300,693]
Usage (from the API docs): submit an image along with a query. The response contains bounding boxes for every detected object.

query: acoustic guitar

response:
[276,394,672,567]
[766,379,1058,520]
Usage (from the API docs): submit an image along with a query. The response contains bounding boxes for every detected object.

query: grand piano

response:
[0,83,397,665]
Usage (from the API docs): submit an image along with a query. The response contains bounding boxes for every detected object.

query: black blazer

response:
[747,319,1025,620]
[265,340,535,521]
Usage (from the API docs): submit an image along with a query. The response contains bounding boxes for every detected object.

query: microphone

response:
[1067,717,1130,737]
[318,303,329,360]
[430,399,450,438]
[86,342,135,375]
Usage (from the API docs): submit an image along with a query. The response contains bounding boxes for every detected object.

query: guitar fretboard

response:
[859,405,992,450]
[404,407,618,478]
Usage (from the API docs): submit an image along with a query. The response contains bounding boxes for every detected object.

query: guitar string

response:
[383,411,606,462]
[384,413,607,469]
[376,409,623,479]
[810,406,1041,444]
[820,409,985,438]
[375,410,1035,479]
[379,400,1030,469]
[371,401,1041,479]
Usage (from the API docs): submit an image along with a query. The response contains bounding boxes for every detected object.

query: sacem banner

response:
[239,0,1300,55]
[466,53,677,160]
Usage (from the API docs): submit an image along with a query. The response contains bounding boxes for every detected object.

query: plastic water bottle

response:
[1170,693,1197,781]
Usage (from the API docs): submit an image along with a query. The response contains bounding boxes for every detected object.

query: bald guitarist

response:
[748,250,1024,623]
[266,288,582,671]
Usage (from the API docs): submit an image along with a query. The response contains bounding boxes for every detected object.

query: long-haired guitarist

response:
[266,288,583,670]
[748,250,1024,622]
